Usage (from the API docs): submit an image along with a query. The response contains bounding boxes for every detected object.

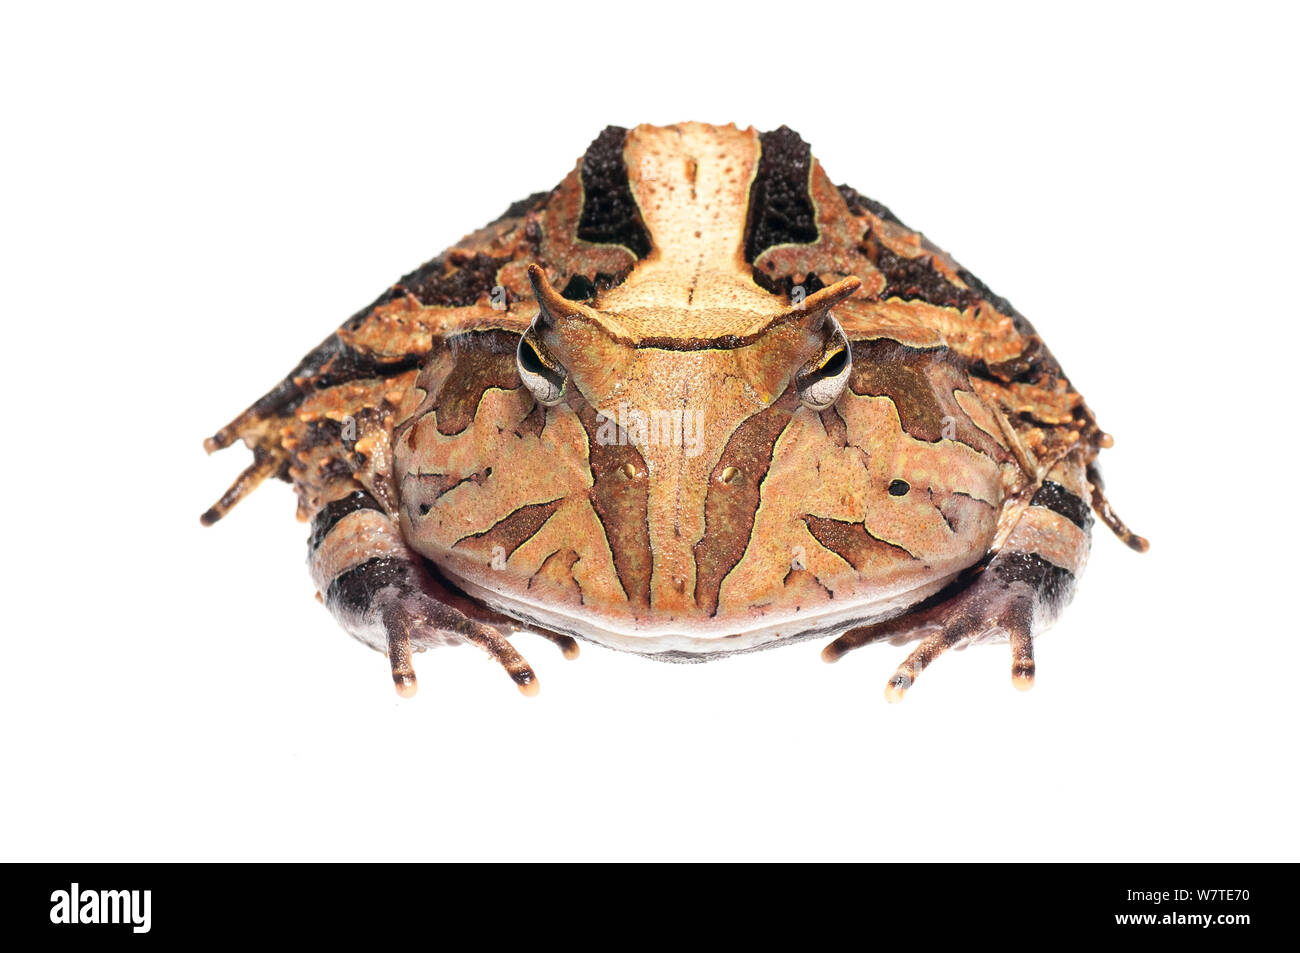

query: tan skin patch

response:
[529,548,583,602]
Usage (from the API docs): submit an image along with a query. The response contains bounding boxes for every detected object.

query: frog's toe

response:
[382,591,540,697]
[821,611,938,663]
[528,630,581,660]
[876,606,1035,701]
[880,612,984,702]
[876,560,1056,701]
[455,602,581,661]
[383,622,418,698]
[1010,625,1036,691]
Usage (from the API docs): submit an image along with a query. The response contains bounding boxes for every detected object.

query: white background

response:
[2,1,1297,861]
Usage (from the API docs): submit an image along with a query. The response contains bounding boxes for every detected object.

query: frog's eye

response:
[517,331,568,406]
[796,319,852,410]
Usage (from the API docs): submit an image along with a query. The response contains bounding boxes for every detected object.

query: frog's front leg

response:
[823,456,1100,701]
[309,487,576,697]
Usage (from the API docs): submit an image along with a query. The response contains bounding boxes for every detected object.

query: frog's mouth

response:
[434,561,964,660]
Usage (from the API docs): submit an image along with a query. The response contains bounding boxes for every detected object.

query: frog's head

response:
[521,263,858,429]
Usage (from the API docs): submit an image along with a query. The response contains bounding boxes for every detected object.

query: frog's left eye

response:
[796,320,852,410]
[517,331,568,406]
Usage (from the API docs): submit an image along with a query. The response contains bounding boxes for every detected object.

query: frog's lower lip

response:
[440,567,963,659]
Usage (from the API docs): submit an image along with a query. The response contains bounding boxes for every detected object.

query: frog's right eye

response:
[517,331,568,406]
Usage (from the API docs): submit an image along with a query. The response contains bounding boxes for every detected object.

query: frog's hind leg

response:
[823,457,1093,701]
[309,486,570,697]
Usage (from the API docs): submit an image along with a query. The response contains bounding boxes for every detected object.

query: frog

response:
[202,122,1147,702]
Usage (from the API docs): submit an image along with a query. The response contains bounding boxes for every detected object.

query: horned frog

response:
[203,122,1146,701]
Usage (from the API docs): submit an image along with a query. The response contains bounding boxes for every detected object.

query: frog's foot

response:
[823,554,1059,701]
[823,462,1095,701]
[308,487,555,698]
[371,568,540,698]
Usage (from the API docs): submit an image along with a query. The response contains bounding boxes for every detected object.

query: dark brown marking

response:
[318,457,352,487]
[577,126,652,258]
[398,250,507,308]
[694,388,801,615]
[1031,480,1093,530]
[819,405,849,448]
[309,489,383,550]
[514,401,546,439]
[871,244,979,310]
[433,331,522,435]
[575,405,652,609]
[296,416,344,453]
[802,514,918,568]
[848,338,967,442]
[991,551,1076,613]
[490,190,551,225]
[952,265,1046,341]
[296,331,418,390]
[561,274,597,300]
[327,556,413,616]
[836,184,907,227]
[955,267,1017,320]
[744,126,818,262]
[559,270,636,300]
[969,337,1060,386]
[453,498,564,558]
[752,267,825,298]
